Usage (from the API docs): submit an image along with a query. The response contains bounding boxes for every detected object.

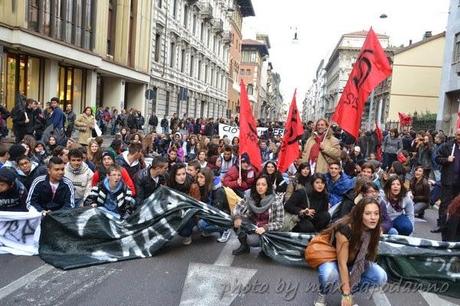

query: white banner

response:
[0,211,42,256]
[218,124,284,139]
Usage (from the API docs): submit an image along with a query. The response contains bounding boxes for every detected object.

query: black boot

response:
[232,233,250,255]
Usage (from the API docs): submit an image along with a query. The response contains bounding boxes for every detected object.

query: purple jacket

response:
[379,200,393,234]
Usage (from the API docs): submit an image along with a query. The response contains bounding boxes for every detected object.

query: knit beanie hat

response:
[0,167,16,185]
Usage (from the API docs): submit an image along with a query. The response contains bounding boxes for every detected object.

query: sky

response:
[242,0,450,108]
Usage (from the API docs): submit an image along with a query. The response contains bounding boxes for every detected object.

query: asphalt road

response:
[0,207,459,306]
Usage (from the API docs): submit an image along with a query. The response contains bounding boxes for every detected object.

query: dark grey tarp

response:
[39,187,460,298]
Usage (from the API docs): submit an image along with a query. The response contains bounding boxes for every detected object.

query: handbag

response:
[305,231,337,269]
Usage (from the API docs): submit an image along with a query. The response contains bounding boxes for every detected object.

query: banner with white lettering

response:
[0,211,41,256]
[218,124,284,139]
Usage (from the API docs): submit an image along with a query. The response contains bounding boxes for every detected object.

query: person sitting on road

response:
[92,150,136,196]
[0,167,28,212]
[196,167,232,243]
[84,165,135,219]
[166,163,200,245]
[262,161,287,193]
[14,155,47,191]
[380,176,415,236]
[64,148,93,207]
[409,166,431,219]
[325,161,355,209]
[135,156,168,206]
[26,157,75,216]
[358,162,382,190]
[312,197,387,306]
[284,173,330,233]
[284,162,312,201]
[232,175,284,255]
[116,142,144,181]
[222,153,257,198]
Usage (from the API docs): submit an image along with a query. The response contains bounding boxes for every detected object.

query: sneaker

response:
[217,229,231,243]
[182,236,192,245]
[314,293,327,306]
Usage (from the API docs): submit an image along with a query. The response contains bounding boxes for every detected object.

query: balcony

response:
[222,31,233,44]
[212,18,224,33]
[198,2,213,20]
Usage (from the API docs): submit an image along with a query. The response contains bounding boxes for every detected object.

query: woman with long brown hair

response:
[86,139,102,167]
[313,197,387,306]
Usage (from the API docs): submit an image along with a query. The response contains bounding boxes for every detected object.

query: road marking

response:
[0,264,54,300]
[419,291,459,306]
[372,289,392,306]
[179,235,258,306]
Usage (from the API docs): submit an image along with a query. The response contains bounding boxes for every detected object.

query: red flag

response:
[277,90,304,172]
[239,80,262,171]
[331,28,392,139]
[375,120,383,161]
[398,112,412,126]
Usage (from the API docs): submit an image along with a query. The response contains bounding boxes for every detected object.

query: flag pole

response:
[239,155,242,180]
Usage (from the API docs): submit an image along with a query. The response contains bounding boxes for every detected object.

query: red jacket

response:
[222,165,257,191]
[92,168,136,196]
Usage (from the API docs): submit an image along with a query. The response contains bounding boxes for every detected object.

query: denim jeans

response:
[179,218,196,237]
[317,261,387,295]
[389,214,413,236]
[197,219,224,235]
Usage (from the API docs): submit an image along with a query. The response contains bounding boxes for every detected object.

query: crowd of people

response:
[1,95,460,306]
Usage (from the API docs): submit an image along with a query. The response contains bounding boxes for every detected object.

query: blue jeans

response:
[197,219,224,234]
[179,218,196,237]
[389,214,413,236]
[318,261,387,294]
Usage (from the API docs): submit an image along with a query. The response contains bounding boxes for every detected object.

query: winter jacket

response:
[435,141,460,186]
[92,167,136,196]
[116,151,143,181]
[416,145,432,170]
[301,130,341,174]
[48,107,65,129]
[84,178,135,217]
[64,162,94,201]
[285,187,328,217]
[26,175,75,212]
[383,135,402,154]
[325,173,355,207]
[222,165,257,192]
[75,113,94,145]
[380,193,414,233]
[219,154,237,179]
[15,162,47,190]
[234,193,284,231]
[135,166,165,205]
[0,179,28,212]
[409,178,430,204]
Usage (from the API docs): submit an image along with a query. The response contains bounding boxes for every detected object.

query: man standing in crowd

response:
[161,115,169,134]
[301,119,341,174]
[433,128,460,240]
[149,112,158,133]
[27,157,75,215]
[64,104,76,138]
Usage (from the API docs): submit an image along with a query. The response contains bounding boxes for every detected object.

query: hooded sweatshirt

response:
[15,162,47,190]
[64,162,94,201]
[116,151,142,181]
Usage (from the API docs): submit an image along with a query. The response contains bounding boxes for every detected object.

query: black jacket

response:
[0,179,28,212]
[135,166,165,205]
[26,175,75,212]
[285,187,328,217]
[116,152,142,181]
[435,141,460,186]
[15,162,47,190]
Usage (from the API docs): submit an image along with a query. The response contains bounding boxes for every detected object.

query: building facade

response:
[226,0,254,119]
[0,0,152,116]
[149,0,233,120]
[303,59,326,122]
[322,31,390,123]
[240,38,269,119]
[387,32,445,122]
[437,0,460,135]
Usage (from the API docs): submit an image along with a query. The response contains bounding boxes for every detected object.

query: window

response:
[172,0,178,19]
[190,55,194,77]
[200,22,204,42]
[183,5,189,28]
[211,68,214,86]
[240,68,245,76]
[165,91,170,115]
[247,84,254,95]
[192,13,197,35]
[207,28,211,48]
[28,0,39,31]
[198,60,202,80]
[213,35,217,52]
[157,0,162,8]
[107,0,116,55]
[71,0,83,47]
[204,64,208,83]
[242,50,257,63]
[454,33,460,63]
[169,42,176,68]
[180,49,186,73]
[154,33,161,62]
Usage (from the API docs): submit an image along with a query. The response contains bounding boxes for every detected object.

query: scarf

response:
[389,197,403,212]
[309,133,325,163]
[247,193,275,214]
[349,230,371,289]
